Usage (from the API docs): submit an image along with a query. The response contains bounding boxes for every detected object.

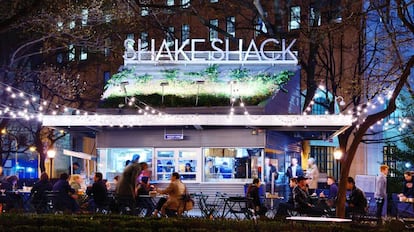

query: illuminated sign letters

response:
[123,38,298,65]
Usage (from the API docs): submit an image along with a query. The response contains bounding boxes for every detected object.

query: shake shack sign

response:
[123,38,297,65]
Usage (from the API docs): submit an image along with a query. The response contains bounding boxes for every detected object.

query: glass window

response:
[226,16,235,37]
[82,9,88,26]
[289,6,300,31]
[167,0,174,6]
[203,148,263,182]
[210,0,218,3]
[80,47,88,60]
[255,17,267,37]
[181,24,190,42]
[155,149,199,181]
[209,19,218,41]
[141,7,149,16]
[166,26,175,47]
[141,32,149,50]
[97,148,154,181]
[68,44,75,61]
[181,0,190,8]
[309,6,321,27]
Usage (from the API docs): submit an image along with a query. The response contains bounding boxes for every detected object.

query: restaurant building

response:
[43,35,352,196]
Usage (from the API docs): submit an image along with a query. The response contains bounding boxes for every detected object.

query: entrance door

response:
[155,148,201,182]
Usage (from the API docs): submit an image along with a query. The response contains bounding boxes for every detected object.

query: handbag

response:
[182,187,194,211]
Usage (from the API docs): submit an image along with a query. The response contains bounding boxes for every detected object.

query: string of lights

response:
[301,85,411,132]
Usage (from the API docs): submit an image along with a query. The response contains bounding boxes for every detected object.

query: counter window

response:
[155,149,199,181]
[97,148,153,181]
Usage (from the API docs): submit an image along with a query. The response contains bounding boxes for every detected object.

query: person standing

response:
[375,164,388,225]
[305,157,319,195]
[286,157,303,179]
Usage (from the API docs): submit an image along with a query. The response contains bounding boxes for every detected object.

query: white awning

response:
[42,114,352,127]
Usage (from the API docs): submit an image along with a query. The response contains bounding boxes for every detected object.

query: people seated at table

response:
[86,172,108,213]
[30,172,53,213]
[293,176,325,216]
[345,176,367,218]
[154,172,186,217]
[319,176,338,208]
[246,178,267,218]
[276,177,297,217]
[137,162,151,185]
[1,175,23,212]
[52,173,80,213]
[136,176,155,217]
[69,174,84,193]
[398,171,414,200]
[116,161,141,214]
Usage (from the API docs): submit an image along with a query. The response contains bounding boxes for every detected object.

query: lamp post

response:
[47,149,56,178]
[333,148,343,160]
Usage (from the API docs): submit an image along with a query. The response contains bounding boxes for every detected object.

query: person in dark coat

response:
[345,176,367,218]
[86,172,108,212]
[52,173,79,213]
[30,172,53,213]
[246,178,267,217]
[276,177,297,216]
[285,157,303,179]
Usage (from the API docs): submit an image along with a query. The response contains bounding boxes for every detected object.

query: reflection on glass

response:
[204,148,263,182]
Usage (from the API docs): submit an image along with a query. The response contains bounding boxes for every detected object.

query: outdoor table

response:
[397,198,414,218]
[220,196,253,220]
[263,194,284,219]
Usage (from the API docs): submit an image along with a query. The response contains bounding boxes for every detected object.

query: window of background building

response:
[255,17,268,37]
[141,32,149,50]
[210,0,218,3]
[80,47,88,60]
[203,148,263,182]
[311,146,340,181]
[82,9,88,26]
[69,20,76,29]
[383,145,396,177]
[104,38,111,57]
[166,26,175,47]
[289,6,301,31]
[226,16,235,37]
[167,0,174,6]
[57,21,63,31]
[181,24,190,42]
[181,0,190,8]
[68,44,75,61]
[309,6,321,27]
[209,19,219,41]
[141,7,149,16]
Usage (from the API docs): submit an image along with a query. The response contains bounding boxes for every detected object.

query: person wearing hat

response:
[293,176,324,216]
